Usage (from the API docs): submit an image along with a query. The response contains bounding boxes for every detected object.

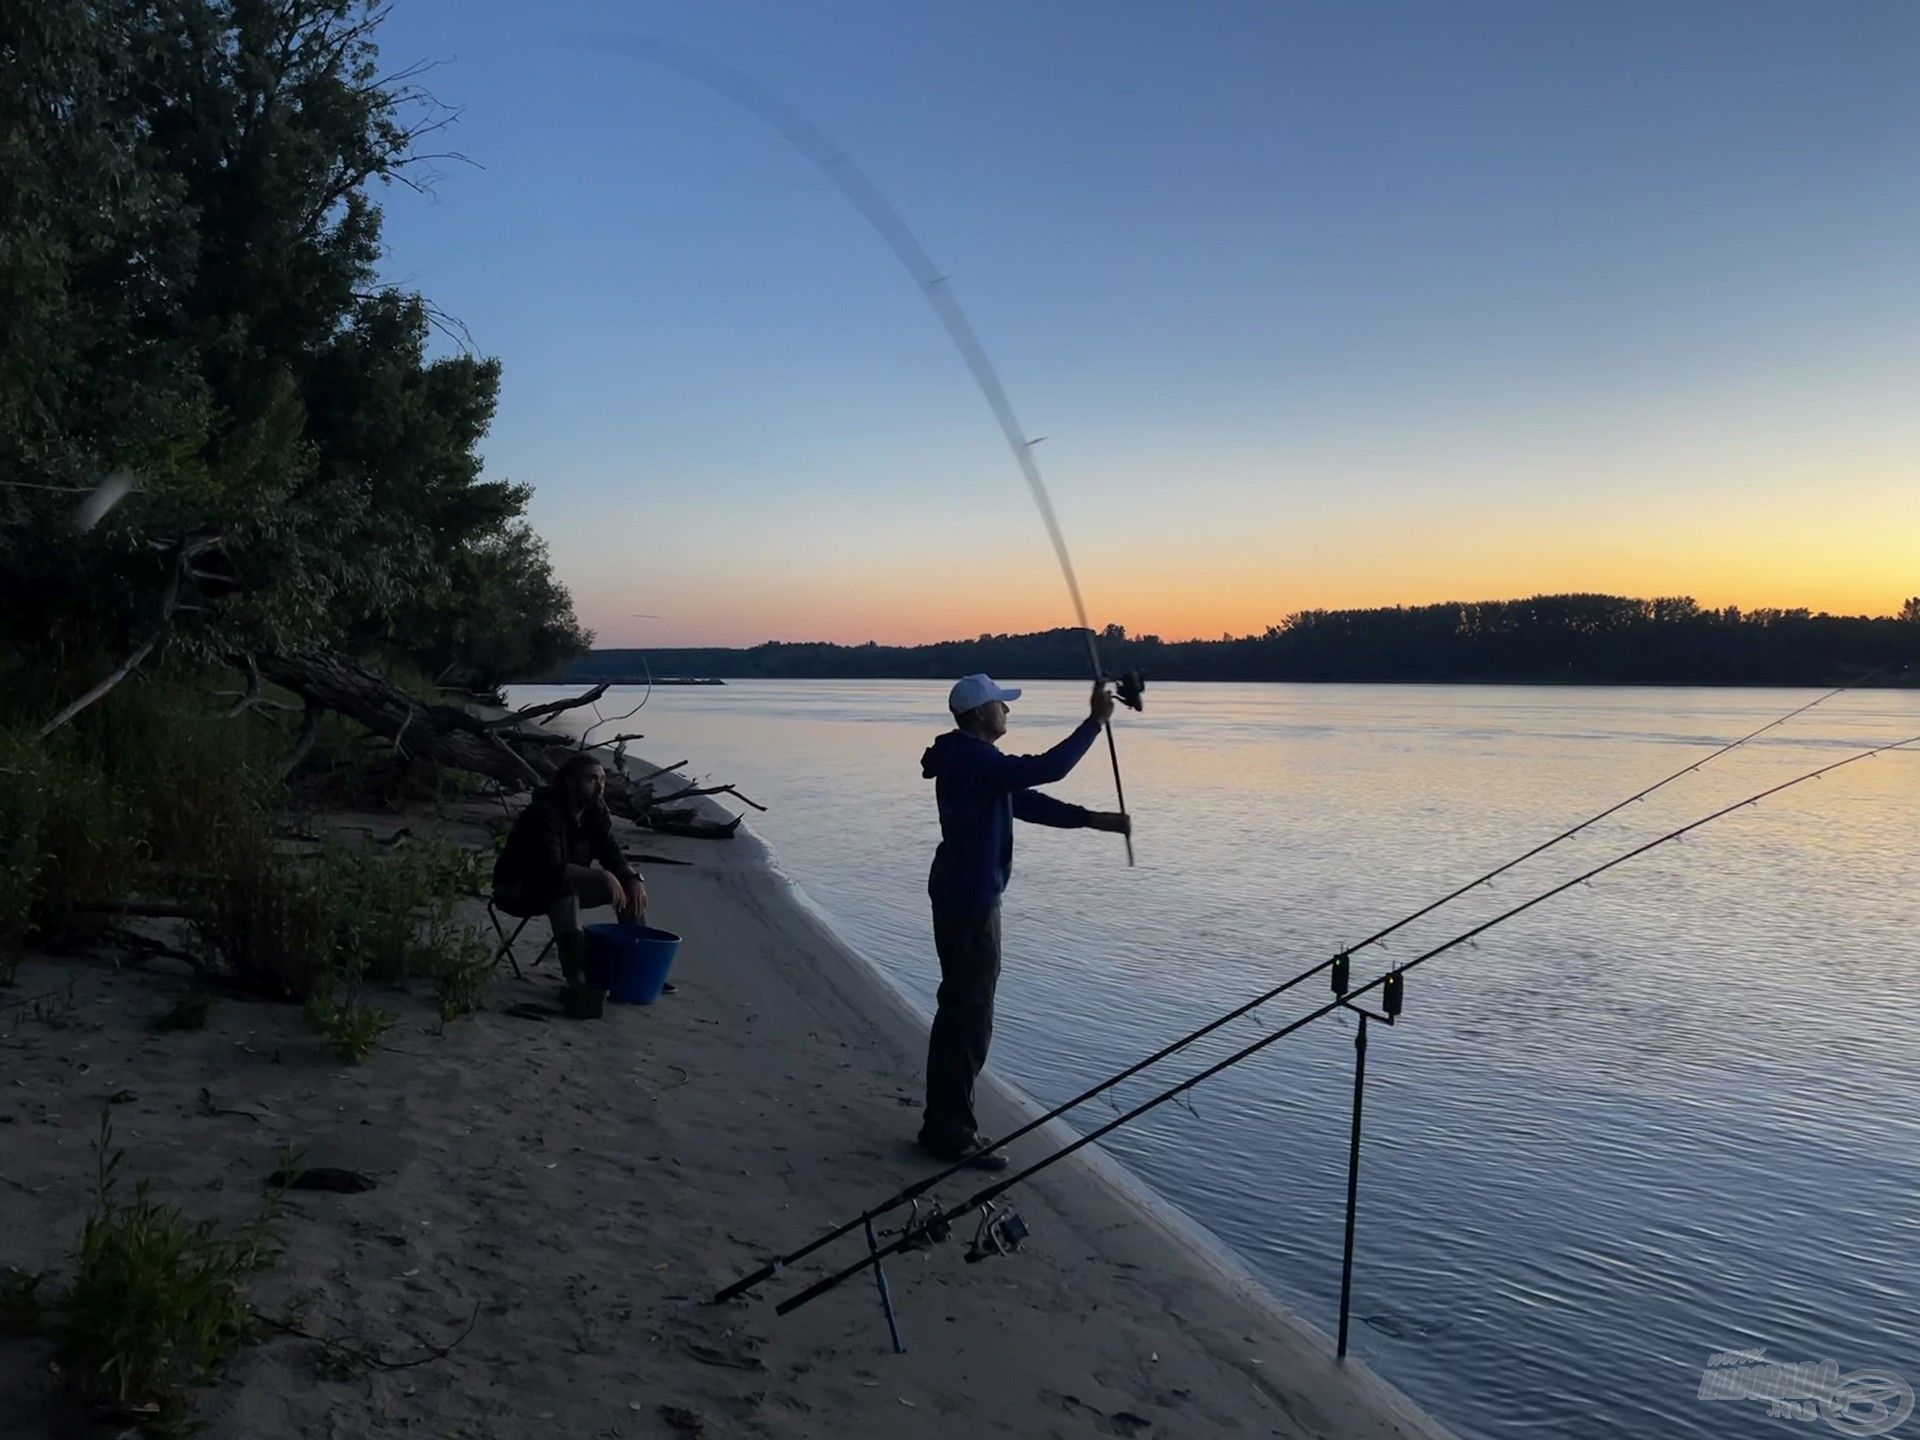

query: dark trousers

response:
[920,903,1003,1153]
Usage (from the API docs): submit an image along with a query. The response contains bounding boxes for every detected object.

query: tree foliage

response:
[1,0,587,687]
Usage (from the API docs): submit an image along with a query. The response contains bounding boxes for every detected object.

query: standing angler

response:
[917,675,1131,1168]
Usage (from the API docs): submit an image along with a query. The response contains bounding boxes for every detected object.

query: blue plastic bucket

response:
[583,923,681,1005]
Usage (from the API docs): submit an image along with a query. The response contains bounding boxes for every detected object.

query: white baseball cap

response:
[948,673,1022,713]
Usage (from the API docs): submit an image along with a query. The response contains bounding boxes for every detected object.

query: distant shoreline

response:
[546,594,1917,691]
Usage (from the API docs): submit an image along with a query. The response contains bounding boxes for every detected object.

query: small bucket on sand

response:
[560,984,607,1020]
[584,923,681,1005]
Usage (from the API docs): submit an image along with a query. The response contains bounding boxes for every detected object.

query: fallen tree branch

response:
[639,808,744,840]
[486,731,546,788]
[251,654,755,827]
[650,781,769,813]
[255,652,547,788]
[489,684,609,730]
[578,692,646,749]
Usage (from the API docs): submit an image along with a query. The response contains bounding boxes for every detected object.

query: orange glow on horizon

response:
[579,506,1920,641]
[580,568,1914,650]
[572,468,1918,649]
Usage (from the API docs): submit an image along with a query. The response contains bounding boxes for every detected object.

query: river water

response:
[510,679,1920,1438]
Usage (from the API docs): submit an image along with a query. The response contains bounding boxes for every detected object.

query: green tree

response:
[2,0,587,706]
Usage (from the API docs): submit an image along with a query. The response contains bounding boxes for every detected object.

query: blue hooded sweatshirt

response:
[921,717,1102,914]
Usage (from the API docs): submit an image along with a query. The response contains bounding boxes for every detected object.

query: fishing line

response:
[771,726,1920,1316]
[712,667,1896,1302]
[599,36,1134,856]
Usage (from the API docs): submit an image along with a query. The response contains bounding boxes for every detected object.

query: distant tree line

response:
[563,594,1920,687]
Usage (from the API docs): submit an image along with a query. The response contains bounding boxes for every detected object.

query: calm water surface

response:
[512,680,1920,1438]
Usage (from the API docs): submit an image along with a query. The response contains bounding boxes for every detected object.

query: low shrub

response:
[302,971,397,1063]
[334,845,420,984]
[30,750,125,937]
[52,1115,282,1432]
[189,825,343,1001]
[425,926,494,1022]
[83,677,280,866]
[0,728,125,963]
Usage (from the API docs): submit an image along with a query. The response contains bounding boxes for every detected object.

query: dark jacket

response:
[921,719,1100,914]
[492,784,633,915]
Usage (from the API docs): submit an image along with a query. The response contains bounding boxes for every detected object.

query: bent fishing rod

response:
[605,37,1138,860]
[772,726,1920,1317]
[711,667,1894,1303]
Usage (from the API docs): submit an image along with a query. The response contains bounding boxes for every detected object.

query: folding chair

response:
[487,900,555,980]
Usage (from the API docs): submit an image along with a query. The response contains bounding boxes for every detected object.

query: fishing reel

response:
[893,1199,952,1253]
[1106,670,1147,712]
[963,1202,1030,1264]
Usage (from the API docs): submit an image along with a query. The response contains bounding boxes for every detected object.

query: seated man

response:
[492,754,647,984]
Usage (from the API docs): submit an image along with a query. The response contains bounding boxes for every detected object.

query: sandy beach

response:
[1,773,1453,1439]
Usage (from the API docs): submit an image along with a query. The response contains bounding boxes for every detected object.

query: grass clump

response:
[425,926,494,1022]
[47,1116,283,1433]
[348,839,490,984]
[0,676,282,982]
[301,969,398,1063]
[190,825,345,1001]
[0,728,127,972]
[98,678,282,879]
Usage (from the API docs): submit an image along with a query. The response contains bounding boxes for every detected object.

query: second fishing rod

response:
[711,667,1894,1304]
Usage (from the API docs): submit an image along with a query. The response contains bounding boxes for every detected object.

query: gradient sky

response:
[371,1,1920,648]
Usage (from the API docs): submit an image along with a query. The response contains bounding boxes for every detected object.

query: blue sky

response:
[372,1,1920,646]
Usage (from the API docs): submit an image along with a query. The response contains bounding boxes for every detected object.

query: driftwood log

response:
[253,651,756,836]
[256,652,549,787]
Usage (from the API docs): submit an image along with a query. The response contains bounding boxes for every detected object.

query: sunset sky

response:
[374,1,1919,648]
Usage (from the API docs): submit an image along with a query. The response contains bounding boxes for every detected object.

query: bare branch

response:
[492,684,610,730]
[649,781,768,813]
[281,699,325,780]
[578,691,647,749]
[221,658,262,718]
[40,627,168,738]
[421,299,474,353]
[39,531,229,737]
